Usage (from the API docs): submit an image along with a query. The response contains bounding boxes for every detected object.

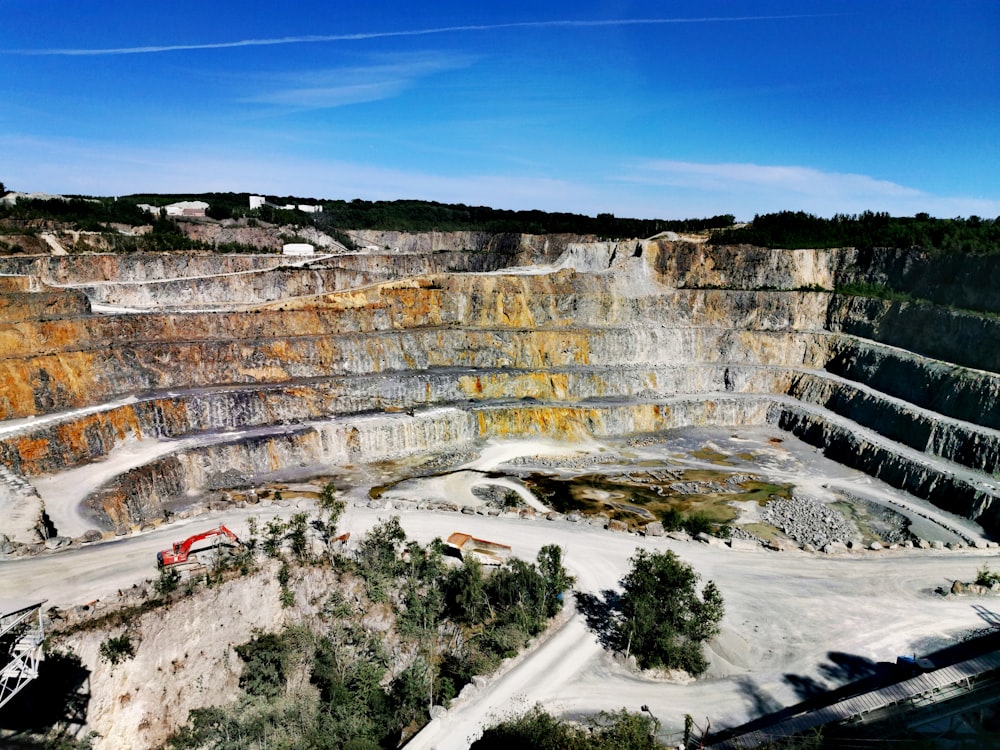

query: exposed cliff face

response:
[786,371,1000,474]
[826,295,1000,375]
[1,237,998,542]
[62,560,341,750]
[834,246,1000,316]
[777,407,1000,536]
[345,229,582,266]
[648,242,841,291]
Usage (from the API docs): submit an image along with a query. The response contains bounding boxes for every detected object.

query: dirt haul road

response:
[3,501,997,746]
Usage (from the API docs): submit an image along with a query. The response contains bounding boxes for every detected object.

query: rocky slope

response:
[1,232,998,548]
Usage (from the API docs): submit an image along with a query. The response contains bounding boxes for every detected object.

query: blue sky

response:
[1,0,997,220]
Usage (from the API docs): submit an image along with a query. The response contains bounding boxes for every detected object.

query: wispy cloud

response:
[6,15,832,56]
[620,160,1000,218]
[241,53,475,109]
[0,135,602,212]
[6,136,994,220]
[630,160,925,199]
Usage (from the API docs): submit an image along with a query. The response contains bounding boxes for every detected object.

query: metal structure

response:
[709,649,1000,748]
[0,598,45,710]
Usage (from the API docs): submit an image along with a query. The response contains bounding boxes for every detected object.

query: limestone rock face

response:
[0,236,998,542]
[644,522,665,537]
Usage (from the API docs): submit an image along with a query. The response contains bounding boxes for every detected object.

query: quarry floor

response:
[3,427,999,747]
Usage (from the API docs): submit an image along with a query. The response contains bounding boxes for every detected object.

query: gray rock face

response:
[1,238,999,546]
[644,521,665,537]
[43,535,72,550]
[695,532,726,547]
[429,705,448,720]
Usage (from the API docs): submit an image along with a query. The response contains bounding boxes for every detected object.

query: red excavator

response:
[156,525,241,568]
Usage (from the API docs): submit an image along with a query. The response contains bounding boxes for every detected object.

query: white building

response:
[136,201,210,217]
[249,195,322,213]
[282,242,315,256]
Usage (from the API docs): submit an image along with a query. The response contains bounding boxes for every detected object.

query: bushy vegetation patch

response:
[472,706,660,750]
[166,518,574,749]
[98,633,136,666]
[711,210,1000,255]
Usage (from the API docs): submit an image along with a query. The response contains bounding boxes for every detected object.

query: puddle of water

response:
[522,471,793,530]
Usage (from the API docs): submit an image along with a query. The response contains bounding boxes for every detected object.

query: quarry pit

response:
[2,227,1000,747]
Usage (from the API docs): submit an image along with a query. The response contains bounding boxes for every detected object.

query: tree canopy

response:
[614,549,724,675]
[473,706,659,750]
[2,191,734,239]
[167,521,576,750]
[710,210,1000,255]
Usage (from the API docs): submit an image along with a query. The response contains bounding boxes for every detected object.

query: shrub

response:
[286,512,310,560]
[154,566,181,595]
[660,507,684,531]
[681,511,714,537]
[473,705,659,750]
[975,565,1000,587]
[99,634,136,666]
[263,516,286,557]
[234,631,294,699]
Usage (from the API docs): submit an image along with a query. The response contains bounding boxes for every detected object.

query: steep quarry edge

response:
[2,240,999,546]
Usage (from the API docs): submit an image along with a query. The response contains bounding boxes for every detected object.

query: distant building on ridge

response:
[250,195,323,214]
[138,200,209,217]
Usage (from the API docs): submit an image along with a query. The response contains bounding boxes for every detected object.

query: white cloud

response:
[619,160,1000,218]
[3,137,997,220]
[0,136,600,213]
[241,54,475,109]
[8,15,832,56]
[631,160,924,199]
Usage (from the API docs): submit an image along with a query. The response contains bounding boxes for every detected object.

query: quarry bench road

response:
[3,501,998,745]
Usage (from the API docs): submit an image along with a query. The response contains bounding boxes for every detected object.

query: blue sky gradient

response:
[1,0,997,220]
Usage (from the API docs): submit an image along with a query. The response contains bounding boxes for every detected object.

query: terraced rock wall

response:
[1,237,998,543]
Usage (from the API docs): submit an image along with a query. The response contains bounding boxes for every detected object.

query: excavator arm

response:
[157,525,240,567]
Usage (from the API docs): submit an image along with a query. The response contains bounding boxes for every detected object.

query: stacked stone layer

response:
[0,238,998,540]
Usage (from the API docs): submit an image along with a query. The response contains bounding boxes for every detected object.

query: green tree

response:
[472,705,659,750]
[318,481,346,541]
[263,516,286,558]
[446,558,490,625]
[536,545,574,618]
[614,549,724,675]
[487,558,548,635]
[99,633,136,666]
[390,657,432,730]
[398,541,447,636]
[356,516,406,577]
[155,565,181,595]
[286,512,310,560]
[235,631,293,699]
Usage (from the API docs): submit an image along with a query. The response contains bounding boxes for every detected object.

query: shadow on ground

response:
[0,649,90,747]
[574,589,622,650]
[711,621,1000,746]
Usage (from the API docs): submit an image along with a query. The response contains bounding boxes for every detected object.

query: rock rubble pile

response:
[760,495,858,549]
